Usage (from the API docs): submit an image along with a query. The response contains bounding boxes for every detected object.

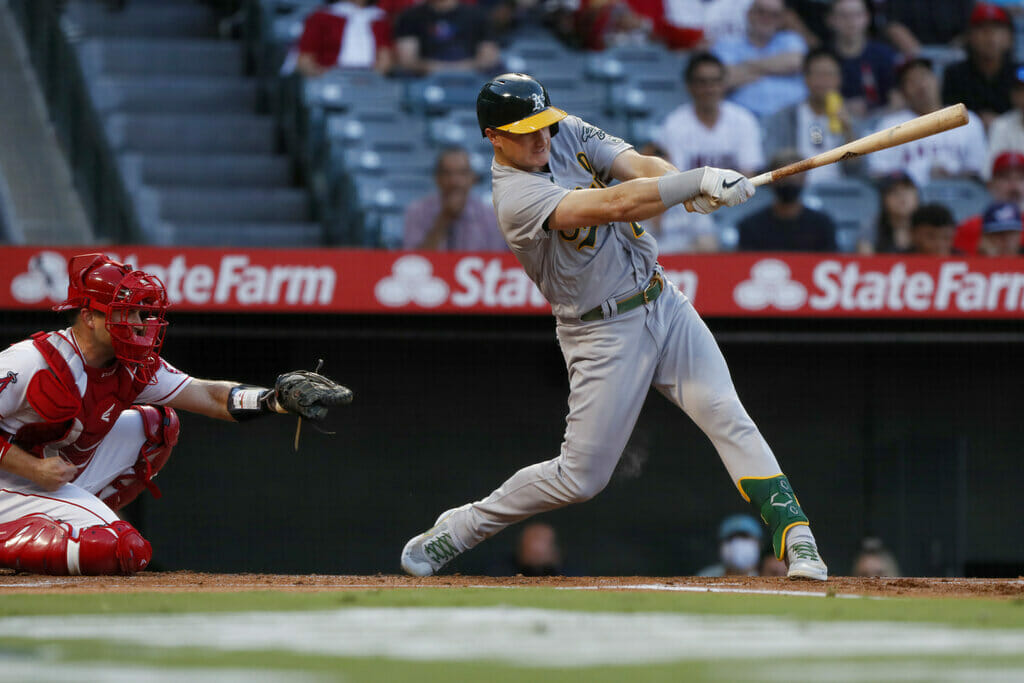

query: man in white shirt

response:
[867,57,987,188]
[655,52,764,179]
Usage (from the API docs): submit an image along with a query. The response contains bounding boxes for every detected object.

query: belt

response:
[581,274,663,322]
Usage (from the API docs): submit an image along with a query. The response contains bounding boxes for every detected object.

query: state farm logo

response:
[10,252,335,306]
[733,259,807,311]
[374,255,449,308]
[10,251,68,304]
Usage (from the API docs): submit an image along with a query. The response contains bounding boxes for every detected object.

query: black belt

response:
[581,274,663,322]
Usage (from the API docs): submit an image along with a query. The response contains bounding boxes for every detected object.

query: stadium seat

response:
[606,44,683,80]
[919,178,992,224]
[584,53,628,83]
[352,174,436,247]
[405,72,483,115]
[427,111,492,153]
[802,178,880,253]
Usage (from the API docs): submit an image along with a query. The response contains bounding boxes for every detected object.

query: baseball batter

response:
[0,253,352,575]
[402,73,828,580]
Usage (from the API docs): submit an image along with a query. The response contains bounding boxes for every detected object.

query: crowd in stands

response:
[697,513,903,577]
[281,0,1024,255]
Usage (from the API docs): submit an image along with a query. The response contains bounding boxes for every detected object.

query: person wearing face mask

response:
[737,149,838,252]
[698,514,765,577]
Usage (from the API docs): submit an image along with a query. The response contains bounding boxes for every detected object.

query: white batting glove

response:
[685,194,721,214]
[699,167,755,207]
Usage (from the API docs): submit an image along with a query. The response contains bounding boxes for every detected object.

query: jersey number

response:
[573,152,645,240]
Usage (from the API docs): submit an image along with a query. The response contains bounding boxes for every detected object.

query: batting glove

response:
[686,194,722,214]
[699,167,756,207]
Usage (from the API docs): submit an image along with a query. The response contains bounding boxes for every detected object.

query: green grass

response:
[2,587,1023,627]
[0,588,1022,682]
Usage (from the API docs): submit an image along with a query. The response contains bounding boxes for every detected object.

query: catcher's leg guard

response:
[76,520,152,575]
[0,514,75,574]
[738,474,809,559]
[99,405,179,511]
[0,515,151,575]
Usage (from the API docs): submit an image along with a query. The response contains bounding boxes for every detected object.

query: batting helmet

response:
[476,73,567,137]
[56,253,169,381]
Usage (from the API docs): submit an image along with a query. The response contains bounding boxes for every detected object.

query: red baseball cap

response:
[992,151,1024,175]
[970,3,1011,26]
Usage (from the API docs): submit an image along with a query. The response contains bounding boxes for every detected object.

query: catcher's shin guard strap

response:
[228,385,286,421]
[738,474,809,559]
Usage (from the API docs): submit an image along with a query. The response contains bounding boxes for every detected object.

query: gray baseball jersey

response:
[491,115,663,321]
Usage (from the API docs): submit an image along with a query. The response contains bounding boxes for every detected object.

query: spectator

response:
[782,0,833,49]
[851,537,901,577]
[955,152,1024,255]
[866,171,919,254]
[738,149,838,251]
[402,147,506,251]
[655,52,764,177]
[866,58,988,189]
[976,202,1024,256]
[873,0,974,58]
[942,3,1017,130]
[758,546,788,577]
[763,48,858,183]
[698,514,764,577]
[825,0,899,117]
[712,0,808,119]
[514,522,564,576]
[393,0,500,75]
[482,0,573,41]
[904,203,959,256]
[630,0,757,49]
[637,142,719,252]
[573,0,656,51]
[989,66,1024,167]
[295,0,394,77]
[658,0,753,46]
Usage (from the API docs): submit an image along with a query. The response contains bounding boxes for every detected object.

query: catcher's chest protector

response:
[18,332,147,472]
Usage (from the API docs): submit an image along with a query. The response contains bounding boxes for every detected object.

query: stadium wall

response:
[3,310,1020,578]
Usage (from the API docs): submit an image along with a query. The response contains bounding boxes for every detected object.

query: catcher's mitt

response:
[274,370,353,421]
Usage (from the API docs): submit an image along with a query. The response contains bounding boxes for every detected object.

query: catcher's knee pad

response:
[738,474,809,559]
[0,513,76,574]
[75,520,152,575]
[0,515,151,575]
[100,405,179,511]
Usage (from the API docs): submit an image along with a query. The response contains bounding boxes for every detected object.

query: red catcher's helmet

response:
[55,253,169,382]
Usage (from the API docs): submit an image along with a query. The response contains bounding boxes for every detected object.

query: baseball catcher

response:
[0,253,352,575]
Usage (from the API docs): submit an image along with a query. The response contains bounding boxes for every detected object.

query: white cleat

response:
[787,540,828,581]
[400,507,467,577]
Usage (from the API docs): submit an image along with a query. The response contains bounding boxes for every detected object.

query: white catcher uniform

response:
[0,329,190,562]
[402,95,826,580]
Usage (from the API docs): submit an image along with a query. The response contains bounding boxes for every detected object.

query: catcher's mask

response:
[55,253,169,383]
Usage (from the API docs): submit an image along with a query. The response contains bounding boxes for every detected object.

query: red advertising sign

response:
[2,247,1022,318]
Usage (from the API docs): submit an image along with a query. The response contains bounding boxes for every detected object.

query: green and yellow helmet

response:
[476,73,567,137]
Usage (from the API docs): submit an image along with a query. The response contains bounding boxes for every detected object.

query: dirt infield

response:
[1,571,1022,599]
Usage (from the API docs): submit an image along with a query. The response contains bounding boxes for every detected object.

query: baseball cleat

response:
[786,540,828,581]
[400,507,467,577]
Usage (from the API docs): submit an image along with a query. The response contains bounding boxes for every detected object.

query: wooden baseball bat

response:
[747,103,968,187]
[682,103,969,211]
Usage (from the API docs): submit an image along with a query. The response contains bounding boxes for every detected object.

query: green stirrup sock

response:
[738,474,809,559]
